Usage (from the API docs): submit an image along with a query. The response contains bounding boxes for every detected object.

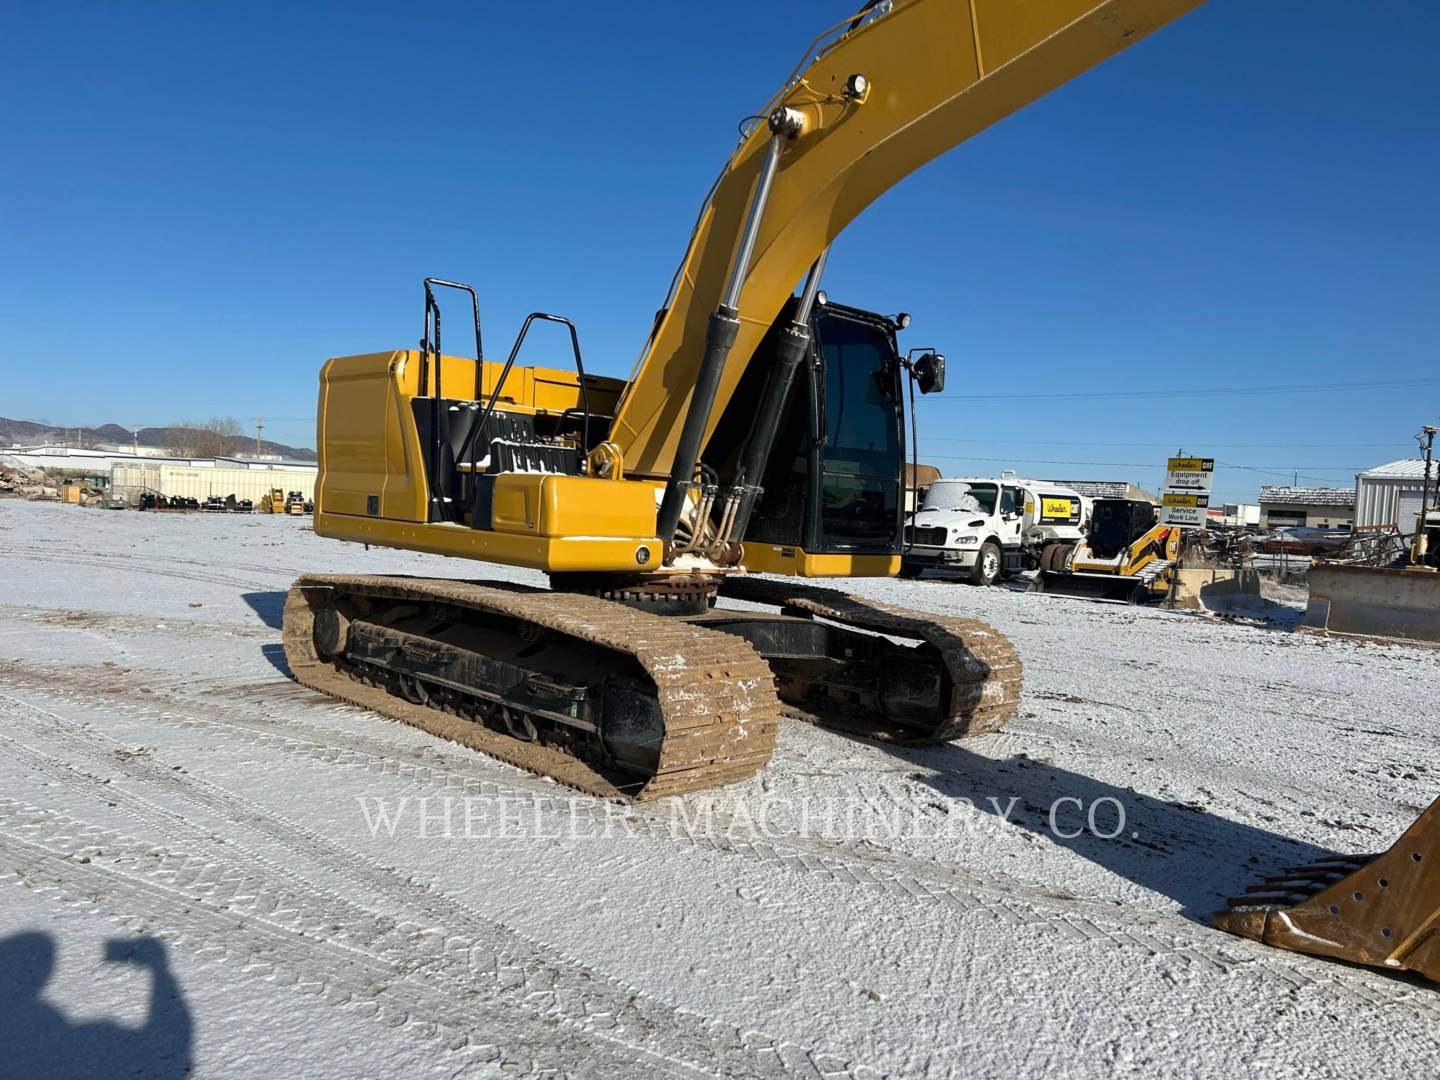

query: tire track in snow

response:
[0,697,867,1080]
[0,604,275,641]
[0,810,699,1079]
[0,546,287,592]
[1,671,1435,1020]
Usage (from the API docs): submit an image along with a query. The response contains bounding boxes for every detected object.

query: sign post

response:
[1161,456,1213,528]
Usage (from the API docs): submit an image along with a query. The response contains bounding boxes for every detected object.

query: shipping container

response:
[111,462,316,507]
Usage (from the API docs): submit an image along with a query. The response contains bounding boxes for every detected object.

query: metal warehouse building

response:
[111,461,316,506]
[1355,459,1433,532]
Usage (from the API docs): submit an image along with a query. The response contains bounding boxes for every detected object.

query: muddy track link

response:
[720,577,1022,743]
[284,575,780,800]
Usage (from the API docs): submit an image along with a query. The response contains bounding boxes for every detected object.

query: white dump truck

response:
[902,474,1089,585]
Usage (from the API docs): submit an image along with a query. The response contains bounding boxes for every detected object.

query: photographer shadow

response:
[896,743,1337,920]
[0,932,193,1079]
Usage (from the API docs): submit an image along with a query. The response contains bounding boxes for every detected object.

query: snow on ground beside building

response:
[0,499,1437,1077]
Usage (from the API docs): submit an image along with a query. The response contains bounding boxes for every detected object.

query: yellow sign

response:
[1041,497,1073,518]
[1162,492,1209,508]
[1167,457,1214,473]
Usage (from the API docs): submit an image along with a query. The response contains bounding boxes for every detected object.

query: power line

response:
[918,437,1411,449]
[949,378,1440,403]
[921,453,1364,486]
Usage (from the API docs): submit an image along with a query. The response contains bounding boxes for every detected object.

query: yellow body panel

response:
[610,0,1202,478]
[315,510,660,573]
[314,350,659,573]
[316,350,623,525]
[742,544,901,578]
[489,474,657,539]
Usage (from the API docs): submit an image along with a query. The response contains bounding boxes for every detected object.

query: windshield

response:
[922,482,997,515]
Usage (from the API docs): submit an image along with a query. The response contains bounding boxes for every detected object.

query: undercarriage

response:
[283,574,1022,800]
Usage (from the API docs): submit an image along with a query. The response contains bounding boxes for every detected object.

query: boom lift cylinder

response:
[656,110,802,550]
[729,249,830,541]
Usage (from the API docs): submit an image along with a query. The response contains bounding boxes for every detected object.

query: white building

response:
[110,460,317,506]
[1355,459,1435,533]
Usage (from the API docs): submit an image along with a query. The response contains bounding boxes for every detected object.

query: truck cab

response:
[902,476,1086,585]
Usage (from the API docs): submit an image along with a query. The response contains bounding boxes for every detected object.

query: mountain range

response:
[0,417,316,461]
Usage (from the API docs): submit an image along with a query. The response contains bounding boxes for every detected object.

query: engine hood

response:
[909,509,989,529]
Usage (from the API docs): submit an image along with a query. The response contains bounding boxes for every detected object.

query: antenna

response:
[250,417,265,457]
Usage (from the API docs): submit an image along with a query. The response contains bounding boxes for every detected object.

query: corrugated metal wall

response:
[111,463,316,506]
[1355,475,1427,530]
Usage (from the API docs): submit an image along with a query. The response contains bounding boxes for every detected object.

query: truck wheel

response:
[1041,543,1066,573]
[970,542,1002,586]
[898,562,922,579]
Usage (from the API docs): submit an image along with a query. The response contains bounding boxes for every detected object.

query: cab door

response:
[998,485,1026,570]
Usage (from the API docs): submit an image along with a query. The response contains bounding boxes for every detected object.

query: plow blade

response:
[1030,570,1147,605]
[1213,796,1440,982]
[1300,562,1440,644]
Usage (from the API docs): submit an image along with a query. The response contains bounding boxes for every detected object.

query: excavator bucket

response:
[1213,795,1440,982]
[1300,562,1440,645]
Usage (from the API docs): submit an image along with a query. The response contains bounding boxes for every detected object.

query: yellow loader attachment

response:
[1214,795,1440,982]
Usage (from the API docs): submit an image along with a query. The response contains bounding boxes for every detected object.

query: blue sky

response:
[4,0,1437,503]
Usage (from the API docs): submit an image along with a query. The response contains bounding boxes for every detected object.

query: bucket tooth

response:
[1213,797,1440,982]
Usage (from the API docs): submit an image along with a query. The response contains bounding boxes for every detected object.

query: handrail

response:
[420,279,485,520]
[457,312,593,476]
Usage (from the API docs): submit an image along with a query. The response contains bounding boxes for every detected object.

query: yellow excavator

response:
[283,1,1440,982]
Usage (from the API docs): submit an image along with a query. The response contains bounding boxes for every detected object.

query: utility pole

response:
[1417,425,1436,563]
[251,417,265,457]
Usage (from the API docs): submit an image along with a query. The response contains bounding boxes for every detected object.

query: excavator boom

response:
[611,0,1205,479]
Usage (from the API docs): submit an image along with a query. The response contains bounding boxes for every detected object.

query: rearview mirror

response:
[913,352,945,395]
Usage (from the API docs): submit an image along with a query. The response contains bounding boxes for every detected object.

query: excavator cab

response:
[735,301,911,569]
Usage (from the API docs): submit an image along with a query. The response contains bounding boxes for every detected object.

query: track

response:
[721,578,1023,742]
[283,574,783,800]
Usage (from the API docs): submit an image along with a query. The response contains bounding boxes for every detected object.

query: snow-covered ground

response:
[1,498,1436,1078]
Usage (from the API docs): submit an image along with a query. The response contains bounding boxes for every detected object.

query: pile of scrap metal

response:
[0,462,48,497]
[138,492,201,511]
[201,494,255,513]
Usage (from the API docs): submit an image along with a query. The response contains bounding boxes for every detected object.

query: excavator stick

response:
[1214,796,1440,982]
[1300,562,1440,645]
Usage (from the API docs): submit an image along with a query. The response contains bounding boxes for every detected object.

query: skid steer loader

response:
[1029,498,1179,603]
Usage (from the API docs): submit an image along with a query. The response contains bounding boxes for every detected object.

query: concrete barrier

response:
[1163,568,1261,612]
[1300,562,1440,644]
